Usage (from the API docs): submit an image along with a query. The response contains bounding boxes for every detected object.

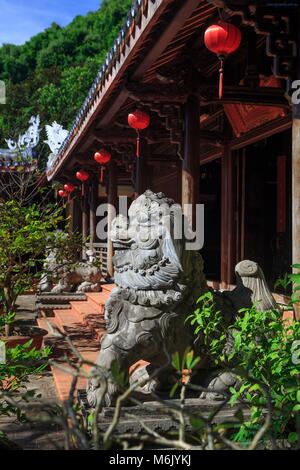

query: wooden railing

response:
[92,242,108,277]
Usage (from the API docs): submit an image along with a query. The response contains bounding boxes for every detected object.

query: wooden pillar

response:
[134,139,148,198]
[107,159,118,278]
[82,187,89,259]
[221,145,236,288]
[89,176,98,251]
[182,95,200,228]
[69,196,81,234]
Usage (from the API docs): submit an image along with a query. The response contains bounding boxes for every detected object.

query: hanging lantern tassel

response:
[218,55,224,99]
[136,130,140,158]
[100,166,105,184]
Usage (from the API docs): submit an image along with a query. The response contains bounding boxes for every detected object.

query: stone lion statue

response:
[39,243,102,294]
[87,190,278,406]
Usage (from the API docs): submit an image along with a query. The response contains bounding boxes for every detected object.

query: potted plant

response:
[0,199,76,349]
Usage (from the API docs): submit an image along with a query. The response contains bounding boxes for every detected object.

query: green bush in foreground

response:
[189,291,300,446]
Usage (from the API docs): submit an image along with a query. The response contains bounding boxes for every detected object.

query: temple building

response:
[46,0,299,303]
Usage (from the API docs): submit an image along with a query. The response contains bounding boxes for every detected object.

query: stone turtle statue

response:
[86,190,278,406]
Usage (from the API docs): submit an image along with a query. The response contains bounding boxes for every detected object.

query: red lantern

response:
[76,170,89,182]
[63,183,75,203]
[76,170,89,197]
[128,110,150,158]
[58,189,67,198]
[64,183,75,193]
[94,149,111,184]
[58,189,68,207]
[204,21,241,99]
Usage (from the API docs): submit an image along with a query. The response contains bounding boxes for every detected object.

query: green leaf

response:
[171,352,180,371]
[288,432,298,444]
[169,381,179,398]
[190,417,205,430]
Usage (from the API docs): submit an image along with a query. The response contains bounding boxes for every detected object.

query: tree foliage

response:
[0,0,132,143]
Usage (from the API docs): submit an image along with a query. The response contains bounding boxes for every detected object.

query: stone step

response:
[86,290,111,308]
[53,308,84,333]
[37,317,61,335]
[37,317,75,359]
[70,300,106,337]
[101,283,115,293]
[51,348,99,401]
[70,300,104,317]
[37,284,116,402]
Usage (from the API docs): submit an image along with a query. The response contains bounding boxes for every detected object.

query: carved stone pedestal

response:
[78,390,249,436]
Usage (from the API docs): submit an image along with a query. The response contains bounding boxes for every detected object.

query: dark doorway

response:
[243,130,292,289]
[200,159,221,281]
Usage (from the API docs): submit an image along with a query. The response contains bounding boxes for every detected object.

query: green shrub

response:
[189,292,300,445]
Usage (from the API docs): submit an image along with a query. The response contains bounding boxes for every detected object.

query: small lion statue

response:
[87,190,278,406]
[39,238,102,294]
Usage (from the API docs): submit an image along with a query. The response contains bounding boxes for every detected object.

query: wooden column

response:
[182,95,200,228]
[69,196,81,234]
[89,176,98,251]
[221,145,236,288]
[134,139,148,198]
[81,186,89,259]
[107,159,118,278]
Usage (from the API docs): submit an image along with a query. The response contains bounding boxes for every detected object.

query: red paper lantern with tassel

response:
[76,170,89,197]
[63,183,75,203]
[94,149,111,184]
[58,189,67,198]
[128,110,150,158]
[204,21,241,99]
[58,189,67,207]
[64,183,75,193]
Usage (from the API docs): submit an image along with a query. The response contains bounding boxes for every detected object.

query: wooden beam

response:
[98,86,129,127]
[199,86,290,108]
[230,114,292,150]
[133,0,200,80]
[199,130,226,146]
[126,82,188,103]
[92,133,136,144]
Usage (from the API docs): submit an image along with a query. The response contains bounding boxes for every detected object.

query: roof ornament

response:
[3,115,40,157]
[0,115,41,171]
[44,121,68,171]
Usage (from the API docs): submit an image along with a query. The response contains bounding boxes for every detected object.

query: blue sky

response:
[0,0,101,45]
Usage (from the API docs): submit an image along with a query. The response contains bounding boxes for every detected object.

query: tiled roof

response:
[46,0,159,180]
